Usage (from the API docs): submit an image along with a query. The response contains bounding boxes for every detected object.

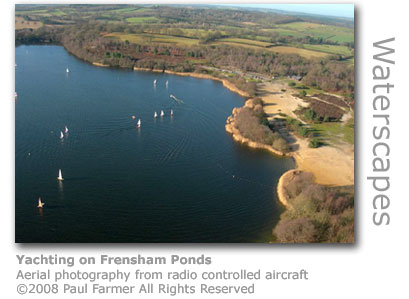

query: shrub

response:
[274,218,317,243]
[261,118,270,126]
[304,108,316,121]
[299,90,307,97]
[288,82,296,87]
[298,126,309,137]
[273,138,289,152]
[309,138,321,148]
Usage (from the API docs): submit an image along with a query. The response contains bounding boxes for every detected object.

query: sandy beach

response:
[259,81,354,186]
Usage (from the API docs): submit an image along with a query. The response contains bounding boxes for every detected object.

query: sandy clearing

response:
[259,81,354,186]
[258,81,308,122]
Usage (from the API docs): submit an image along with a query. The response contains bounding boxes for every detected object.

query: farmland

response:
[15,16,42,30]
[105,32,199,46]
[15,4,354,96]
[15,5,354,61]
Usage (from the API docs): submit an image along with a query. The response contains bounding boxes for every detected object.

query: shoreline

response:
[109,65,352,219]
[276,169,301,209]
[225,109,289,157]
[133,67,250,98]
[132,67,303,208]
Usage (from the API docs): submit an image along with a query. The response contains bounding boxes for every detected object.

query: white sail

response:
[60,131,64,139]
[153,79,157,86]
[57,169,64,181]
[137,119,141,127]
[154,112,158,118]
[166,80,169,87]
[65,126,69,134]
[66,68,69,73]
[170,109,174,116]
[37,197,45,208]
[160,110,164,117]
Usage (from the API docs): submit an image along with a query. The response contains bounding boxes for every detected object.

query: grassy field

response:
[15,16,42,29]
[50,9,66,16]
[268,46,329,58]
[262,22,354,44]
[311,119,354,145]
[106,7,141,14]
[15,9,48,15]
[302,44,353,56]
[126,16,159,23]
[216,37,273,48]
[278,22,354,43]
[105,32,199,46]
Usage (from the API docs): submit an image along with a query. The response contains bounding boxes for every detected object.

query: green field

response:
[15,9,48,15]
[50,9,66,16]
[216,37,272,48]
[311,119,354,145]
[278,22,354,43]
[126,16,159,23]
[105,32,199,46]
[302,44,353,56]
[268,46,329,58]
[261,22,354,44]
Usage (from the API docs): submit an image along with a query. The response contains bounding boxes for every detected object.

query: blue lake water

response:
[15,45,294,242]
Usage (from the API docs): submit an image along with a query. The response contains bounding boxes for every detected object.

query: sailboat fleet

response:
[37,78,179,209]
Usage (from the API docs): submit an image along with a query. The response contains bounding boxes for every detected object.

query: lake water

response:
[15,45,294,243]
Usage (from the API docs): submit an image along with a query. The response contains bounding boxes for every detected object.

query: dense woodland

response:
[232,98,290,153]
[274,171,354,243]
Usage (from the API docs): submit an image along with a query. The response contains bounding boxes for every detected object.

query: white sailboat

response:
[170,109,174,116]
[154,111,158,118]
[66,67,70,73]
[60,131,64,139]
[37,197,45,208]
[57,169,64,181]
[166,80,169,88]
[137,119,141,128]
[64,126,69,134]
[160,110,164,117]
[153,79,157,86]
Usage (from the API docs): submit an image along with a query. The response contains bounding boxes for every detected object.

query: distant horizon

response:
[217,4,354,19]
